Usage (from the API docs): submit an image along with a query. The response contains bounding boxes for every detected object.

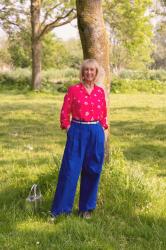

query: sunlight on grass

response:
[1,92,166,249]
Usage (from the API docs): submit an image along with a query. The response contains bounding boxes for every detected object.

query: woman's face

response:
[83,65,97,83]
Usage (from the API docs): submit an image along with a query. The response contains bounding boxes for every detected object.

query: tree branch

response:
[39,8,76,39]
[41,3,62,26]
[0,15,27,34]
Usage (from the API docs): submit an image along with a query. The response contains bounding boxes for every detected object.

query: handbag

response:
[26,184,42,211]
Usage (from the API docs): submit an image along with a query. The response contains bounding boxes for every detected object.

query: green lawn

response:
[0,91,166,250]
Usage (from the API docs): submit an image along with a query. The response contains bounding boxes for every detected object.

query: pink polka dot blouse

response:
[60,82,108,129]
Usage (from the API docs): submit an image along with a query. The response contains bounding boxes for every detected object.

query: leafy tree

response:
[0,39,12,67]
[42,33,69,69]
[0,0,76,89]
[7,29,72,69]
[152,20,166,69]
[104,0,154,71]
[8,29,31,68]
[161,0,166,5]
[63,39,83,68]
[155,0,166,15]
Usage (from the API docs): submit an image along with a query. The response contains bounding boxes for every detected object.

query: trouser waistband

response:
[72,119,99,124]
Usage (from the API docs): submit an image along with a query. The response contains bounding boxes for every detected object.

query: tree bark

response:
[76,0,111,162]
[31,0,41,90]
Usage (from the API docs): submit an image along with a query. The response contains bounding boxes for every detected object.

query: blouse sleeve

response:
[60,86,73,129]
[100,89,108,129]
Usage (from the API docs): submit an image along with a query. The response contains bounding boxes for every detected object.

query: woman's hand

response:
[66,125,70,133]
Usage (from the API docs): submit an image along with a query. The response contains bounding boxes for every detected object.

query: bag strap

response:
[29,184,41,197]
[35,184,41,197]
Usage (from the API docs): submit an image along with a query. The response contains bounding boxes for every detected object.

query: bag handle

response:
[29,184,41,197]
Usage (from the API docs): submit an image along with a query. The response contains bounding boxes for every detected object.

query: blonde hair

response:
[79,59,101,83]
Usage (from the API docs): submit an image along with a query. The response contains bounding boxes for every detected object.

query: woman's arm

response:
[60,87,73,129]
[99,89,108,130]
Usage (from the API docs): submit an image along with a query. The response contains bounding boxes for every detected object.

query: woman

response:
[51,59,108,219]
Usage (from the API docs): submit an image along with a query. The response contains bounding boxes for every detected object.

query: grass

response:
[0,90,166,250]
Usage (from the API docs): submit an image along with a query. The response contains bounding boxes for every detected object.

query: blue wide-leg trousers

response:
[51,121,105,216]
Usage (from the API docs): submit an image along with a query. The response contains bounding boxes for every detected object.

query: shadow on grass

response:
[124,143,166,163]
[111,120,166,141]
[0,117,65,151]
[111,119,166,170]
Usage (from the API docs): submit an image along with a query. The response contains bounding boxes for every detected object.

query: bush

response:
[42,67,78,84]
[118,69,166,81]
[0,68,31,91]
[0,68,79,93]
[41,68,79,93]
[111,78,166,94]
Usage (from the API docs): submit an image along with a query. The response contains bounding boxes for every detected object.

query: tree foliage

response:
[156,0,166,15]
[8,29,31,68]
[152,20,166,69]
[42,33,69,69]
[7,29,78,69]
[63,39,83,68]
[0,38,11,67]
[0,0,29,34]
[0,0,75,35]
[104,0,154,71]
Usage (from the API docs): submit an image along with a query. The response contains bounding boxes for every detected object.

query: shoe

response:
[50,217,56,222]
[48,214,56,223]
[83,211,91,219]
[79,211,92,219]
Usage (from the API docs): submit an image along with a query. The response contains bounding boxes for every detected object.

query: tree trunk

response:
[31,0,41,90]
[76,0,111,162]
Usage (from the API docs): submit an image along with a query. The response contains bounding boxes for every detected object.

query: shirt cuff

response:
[60,122,70,129]
[100,122,108,130]
[103,124,108,130]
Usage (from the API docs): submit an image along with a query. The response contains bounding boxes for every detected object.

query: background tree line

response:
[0,0,166,83]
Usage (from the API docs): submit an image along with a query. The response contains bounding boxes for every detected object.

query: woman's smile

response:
[84,66,97,83]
